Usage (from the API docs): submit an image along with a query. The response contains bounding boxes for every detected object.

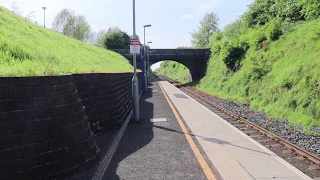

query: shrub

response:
[209,32,223,54]
[265,19,283,41]
[300,0,320,20]
[239,28,266,50]
[100,28,130,49]
[221,45,246,72]
[243,0,276,27]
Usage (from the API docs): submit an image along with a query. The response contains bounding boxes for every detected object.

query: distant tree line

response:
[51,9,138,49]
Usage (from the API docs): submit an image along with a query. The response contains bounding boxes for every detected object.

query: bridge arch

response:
[111,49,211,81]
[152,60,192,82]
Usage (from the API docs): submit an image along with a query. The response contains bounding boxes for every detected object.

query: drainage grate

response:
[150,118,168,123]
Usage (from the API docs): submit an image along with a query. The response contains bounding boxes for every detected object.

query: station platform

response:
[98,81,312,180]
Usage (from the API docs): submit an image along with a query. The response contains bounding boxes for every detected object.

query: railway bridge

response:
[112,49,211,81]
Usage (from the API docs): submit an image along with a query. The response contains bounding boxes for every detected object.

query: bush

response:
[243,0,276,27]
[242,28,266,48]
[265,19,283,41]
[209,32,223,54]
[243,0,320,28]
[300,0,320,20]
[100,28,130,49]
[221,44,246,72]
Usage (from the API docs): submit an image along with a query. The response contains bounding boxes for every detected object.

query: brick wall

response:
[74,72,142,133]
[0,75,97,180]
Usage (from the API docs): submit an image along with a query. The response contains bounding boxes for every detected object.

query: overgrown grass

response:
[200,20,320,127]
[158,20,320,127]
[0,7,133,76]
[156,61,191,83]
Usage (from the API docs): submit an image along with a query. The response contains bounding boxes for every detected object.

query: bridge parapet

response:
[111,49,210,56]
[111,48,211,81]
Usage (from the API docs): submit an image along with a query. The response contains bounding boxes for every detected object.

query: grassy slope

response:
[0,7,133,77]
[156,61,191,83]
[158,20,320,127]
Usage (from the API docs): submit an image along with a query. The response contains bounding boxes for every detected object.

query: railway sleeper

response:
[308,164,320,171]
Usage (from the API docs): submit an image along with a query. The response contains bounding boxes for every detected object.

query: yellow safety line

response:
[158,81,217,180]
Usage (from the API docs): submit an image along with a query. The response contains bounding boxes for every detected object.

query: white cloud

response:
[181,14,194,20]
[194,0,221,15]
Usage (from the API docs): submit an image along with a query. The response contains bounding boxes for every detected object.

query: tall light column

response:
[143,24,151,89]
[147,41,152,81]
[132,0,139,121]
[42,7,46,28]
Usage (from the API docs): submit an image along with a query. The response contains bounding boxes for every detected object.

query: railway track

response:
[156,74,320,179]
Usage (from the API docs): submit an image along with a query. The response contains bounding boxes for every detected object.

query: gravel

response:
[187,87,320,157]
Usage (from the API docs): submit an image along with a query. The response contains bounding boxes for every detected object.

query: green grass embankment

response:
[156,61,191,83]
[0,7,133,76]
[157,20,320,127]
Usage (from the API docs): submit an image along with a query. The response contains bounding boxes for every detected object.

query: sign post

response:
[130,39,141,53]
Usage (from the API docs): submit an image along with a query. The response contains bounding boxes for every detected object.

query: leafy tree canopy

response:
[191,12,219,48]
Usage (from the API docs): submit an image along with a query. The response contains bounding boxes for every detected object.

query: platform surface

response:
[159,81,312,180]
[103,82,207,180]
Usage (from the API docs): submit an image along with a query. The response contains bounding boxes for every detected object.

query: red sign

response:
[130,39,140,46]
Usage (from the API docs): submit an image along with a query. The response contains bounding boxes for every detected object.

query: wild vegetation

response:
[155,61,191,83]
[157,0,320,127]
[0,7,133,76]
[99,27,131,49]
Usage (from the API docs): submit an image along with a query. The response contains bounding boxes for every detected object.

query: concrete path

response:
[159,81,312,180]
[103,82,207,180]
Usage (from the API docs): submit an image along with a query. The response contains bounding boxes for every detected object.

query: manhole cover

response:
[150,118,168,123]
[174,94,189,99]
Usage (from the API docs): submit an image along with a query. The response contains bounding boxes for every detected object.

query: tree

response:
[52,9,75,35]
[72,15,91,42]
[11,1,23,15]
[86,30,105,46]
[100,27,131,49]
[191,12,219,48]
[52,9,91,42]
[26,11,36,24]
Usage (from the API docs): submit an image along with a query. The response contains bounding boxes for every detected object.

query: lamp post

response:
[143,24,151,90]
[132,0,139,122]
[147,41,152,81]
[42,7,46,28]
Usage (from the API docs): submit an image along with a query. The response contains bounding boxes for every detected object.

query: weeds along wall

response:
[0,72,142,179]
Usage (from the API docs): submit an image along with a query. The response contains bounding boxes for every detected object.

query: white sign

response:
[130,39,140,54]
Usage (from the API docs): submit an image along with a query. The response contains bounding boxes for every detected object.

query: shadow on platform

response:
[103,86,155,179]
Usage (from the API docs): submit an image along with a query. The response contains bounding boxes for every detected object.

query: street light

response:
[143,24,152,90]
[132,0,139,122]
[42,7,46,28]
[147,41,152,81]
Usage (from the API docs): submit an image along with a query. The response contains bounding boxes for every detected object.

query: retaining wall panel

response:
[74,72,142,133]
[0,75,97,179]
[0,73,141,179]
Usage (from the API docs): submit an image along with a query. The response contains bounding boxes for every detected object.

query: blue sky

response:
[1,0,254,69]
